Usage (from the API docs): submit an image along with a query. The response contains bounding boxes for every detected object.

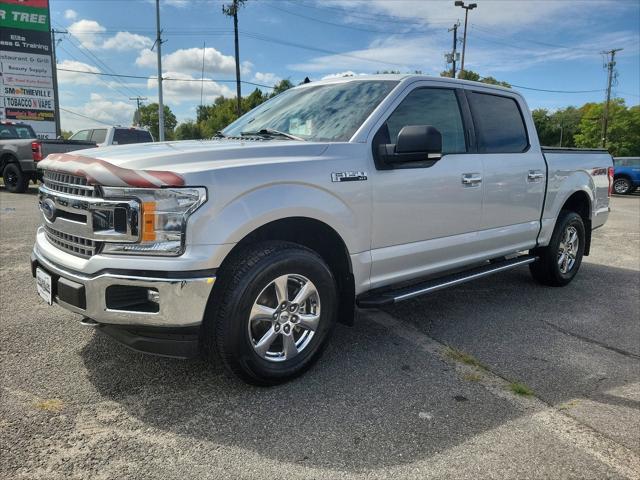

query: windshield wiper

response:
[240,128,305,141]
[214,131,227,138]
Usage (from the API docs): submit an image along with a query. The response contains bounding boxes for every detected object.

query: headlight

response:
[101,187,207,256]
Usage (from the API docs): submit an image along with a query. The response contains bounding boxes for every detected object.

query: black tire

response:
[613,177,633,195]
[2,163,28,193]
[205,241,338,385]
[529,210,585,287]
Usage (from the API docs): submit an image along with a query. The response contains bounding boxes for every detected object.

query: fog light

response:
[147,289,160,304]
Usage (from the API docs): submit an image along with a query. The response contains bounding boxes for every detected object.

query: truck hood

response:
[37,139,330,188]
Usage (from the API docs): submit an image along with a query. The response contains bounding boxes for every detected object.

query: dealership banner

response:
[0,0,57,138]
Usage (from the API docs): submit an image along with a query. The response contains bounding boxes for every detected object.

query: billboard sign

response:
[0,0,57,138]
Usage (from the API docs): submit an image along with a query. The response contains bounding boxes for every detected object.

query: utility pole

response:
[448,22,459,78]
[130,96,147,126]
[200,41,206,109]
[223,0,246,117]
[455,1,477,76]
[601,48,622,148]
[154,0,165,141]
[50,29,67,138]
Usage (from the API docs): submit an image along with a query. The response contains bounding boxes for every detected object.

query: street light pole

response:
[455,1,477,76]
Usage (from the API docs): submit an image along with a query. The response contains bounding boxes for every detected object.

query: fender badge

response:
[331,171,367,182]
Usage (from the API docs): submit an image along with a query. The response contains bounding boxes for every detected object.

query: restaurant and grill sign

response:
[0,0,57,138]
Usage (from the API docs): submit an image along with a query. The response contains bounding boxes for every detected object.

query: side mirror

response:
[379,125,442,164]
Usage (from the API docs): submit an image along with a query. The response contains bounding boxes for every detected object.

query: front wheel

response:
[205,241,338,385]
[613,177,633,195]
[529,210,585,287]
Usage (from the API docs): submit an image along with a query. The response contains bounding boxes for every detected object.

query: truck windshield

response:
[223,80,398,142]
[0,124,36,140]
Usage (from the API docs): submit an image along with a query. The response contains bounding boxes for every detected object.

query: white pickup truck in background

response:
[31,75,613,385]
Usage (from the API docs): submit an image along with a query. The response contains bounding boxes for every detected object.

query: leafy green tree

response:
[175,121,204,140]
[137,103,177,141]
[61,130,73,139]
[574,99,640,156]
[271,79,293,96]
[440,69,510,88]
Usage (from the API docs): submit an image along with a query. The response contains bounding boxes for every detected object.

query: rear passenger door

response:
[467,91,546,253]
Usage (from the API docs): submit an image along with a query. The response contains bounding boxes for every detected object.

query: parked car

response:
[0,121,39,193]
[31,75,612,385]
[612,157,640,195]
[68,126,154,147]
[30,127,154,179]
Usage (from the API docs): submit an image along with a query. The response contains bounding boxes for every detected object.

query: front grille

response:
[43,171,99,197]
[44,225,101,258]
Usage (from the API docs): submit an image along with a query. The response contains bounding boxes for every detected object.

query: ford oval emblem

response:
[42,198,57,222]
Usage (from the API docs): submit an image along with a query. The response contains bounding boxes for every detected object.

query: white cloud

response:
[252,72,282,86]
[321,71,365,79]
[68,19,105,49]
[68,18,153,52]
[57,60,101,86]
[102,32,153,51]
[147,71,234,104]
[289,36,443,74]
[60,93,135,132]
[136,47,251,76]
[64,9,77,20]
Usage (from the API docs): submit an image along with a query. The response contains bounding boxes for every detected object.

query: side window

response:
[70,129,91,141]
[113,129,137,145]
[384,88,466,154]
[136,130,153,143]
[468,92,528,153]
[90,129,107,144]
[630,158,640,167]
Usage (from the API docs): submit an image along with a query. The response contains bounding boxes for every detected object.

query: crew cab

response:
[68,126,154,147]
[31,75,612,385]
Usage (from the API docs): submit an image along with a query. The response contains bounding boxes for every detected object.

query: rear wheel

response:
[613,177,633,195]
[530,210,585,287]
[205,241,338,385]
[2,163,28,193]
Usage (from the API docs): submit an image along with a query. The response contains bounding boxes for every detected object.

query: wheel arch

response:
[216,216,356,326]
[559,190,592,255]
[1,152,19,172]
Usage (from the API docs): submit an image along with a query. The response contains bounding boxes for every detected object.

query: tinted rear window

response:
[0,124,36,139]
[113,129,152,144]
[469,93,528,153]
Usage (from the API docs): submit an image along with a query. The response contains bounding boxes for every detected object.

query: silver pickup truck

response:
[31,75,613,385]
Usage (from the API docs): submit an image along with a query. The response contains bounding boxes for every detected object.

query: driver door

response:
[369,85,484,289]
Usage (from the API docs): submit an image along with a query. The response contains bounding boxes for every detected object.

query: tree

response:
[137,103,177,141]
[175,121,204,140]
[440,69,510,88]
[271,79,293,96]
[61,130,73,139]
[574,99,640,156]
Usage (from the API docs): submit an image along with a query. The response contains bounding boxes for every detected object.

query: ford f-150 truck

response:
[31,75,613,385]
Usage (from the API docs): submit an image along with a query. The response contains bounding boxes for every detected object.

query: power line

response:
[56,67,275,88]
[60,107,113,126]
[509,84,604,94]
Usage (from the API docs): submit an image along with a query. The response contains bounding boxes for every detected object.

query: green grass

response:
[509,382,534,397]
[444,346,487,370]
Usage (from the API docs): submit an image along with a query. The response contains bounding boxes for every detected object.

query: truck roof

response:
[301,74,516,95]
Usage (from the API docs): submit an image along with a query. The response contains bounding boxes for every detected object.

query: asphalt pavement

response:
[1,186,638,479]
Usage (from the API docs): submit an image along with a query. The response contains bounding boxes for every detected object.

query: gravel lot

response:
[1,187,638,479]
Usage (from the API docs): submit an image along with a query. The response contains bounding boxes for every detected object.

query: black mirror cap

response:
[395,125,442,155]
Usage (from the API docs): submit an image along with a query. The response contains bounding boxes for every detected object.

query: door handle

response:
[462,173,482,186]
[527,170,545,182]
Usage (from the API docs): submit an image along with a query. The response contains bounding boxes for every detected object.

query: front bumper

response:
[31,246,216,329]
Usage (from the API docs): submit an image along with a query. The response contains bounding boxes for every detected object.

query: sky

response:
[49,0,640,132]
